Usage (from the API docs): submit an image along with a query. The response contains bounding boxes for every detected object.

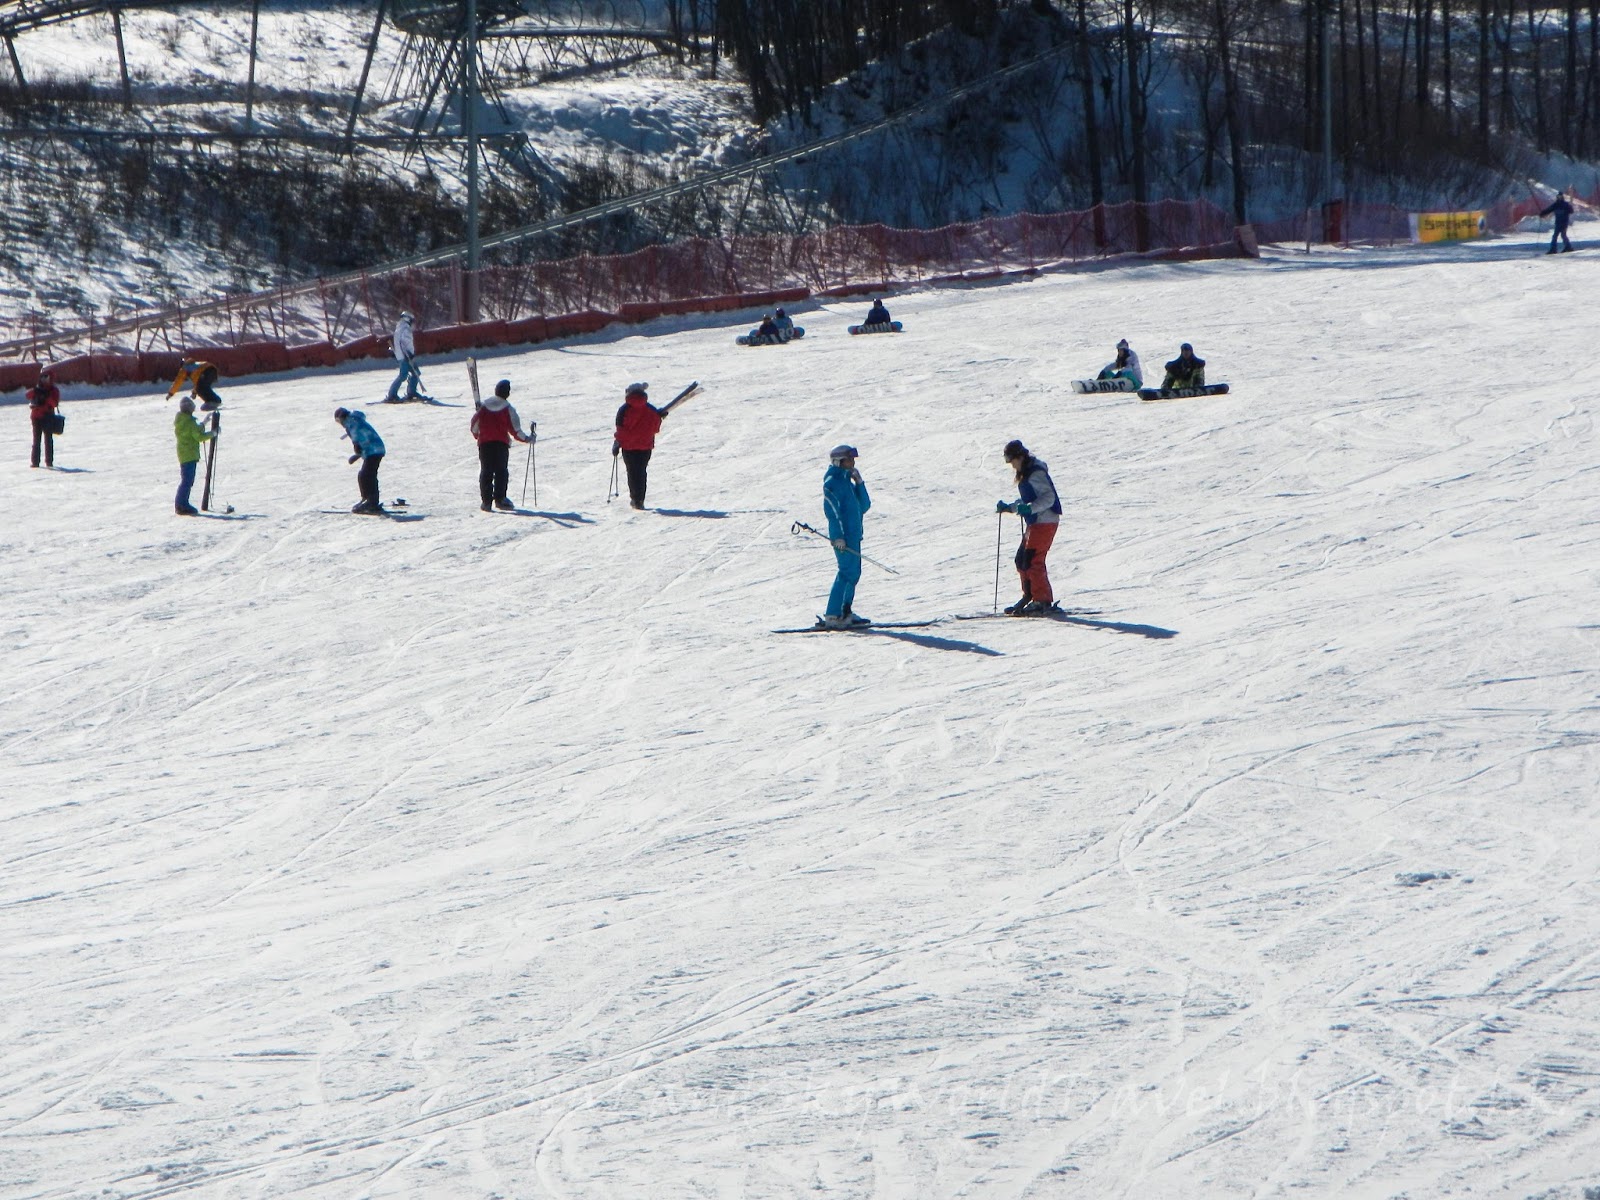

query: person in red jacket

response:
[471,378,534,511]
[612,381,668,509]
[27,369,60,468]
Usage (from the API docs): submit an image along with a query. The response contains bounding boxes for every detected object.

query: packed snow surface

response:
[4,232,1599,1198]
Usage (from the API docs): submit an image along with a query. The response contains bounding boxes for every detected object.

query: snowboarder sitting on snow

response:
[334,406,386,513]
[755,313,781,342]
[471,379,533,511]
[821,444,871,629]
[865,298,891,327]
[612,382,668,509]
[28,368,60,468]
[168,360,223,411]
[996,439,1063,616]
[173,396,214,515]
[773,308,795,341]
[1097,338,1142,387]
[1161,343,1206,390]
[1541,191,1574,253]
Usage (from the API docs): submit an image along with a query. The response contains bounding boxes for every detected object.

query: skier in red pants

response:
[996,439,1063,616]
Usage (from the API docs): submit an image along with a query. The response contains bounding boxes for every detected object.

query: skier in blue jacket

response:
[821,444,871,629]
[334,407,387,513]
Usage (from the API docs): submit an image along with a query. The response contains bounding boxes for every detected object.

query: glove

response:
[348,454,360,465]
[1010,500,1028,515]
[995,500,1011,513]
[611,440,620,457]
[832,537,847,550]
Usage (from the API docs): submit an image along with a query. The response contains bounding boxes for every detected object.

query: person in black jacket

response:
[1161,344,1206,390]
[1541,192,1574,253]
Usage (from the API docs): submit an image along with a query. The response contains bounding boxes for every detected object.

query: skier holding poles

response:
[172,396,214,516]
[820,443,872,629]
[471,378,533,511]
[995,439,1062,616]
[612,381,668,510]
[384,312,431,403]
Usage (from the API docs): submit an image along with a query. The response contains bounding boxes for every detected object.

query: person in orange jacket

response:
[27,368,60,468]
[611,381,668,509]
[168,360,223,411]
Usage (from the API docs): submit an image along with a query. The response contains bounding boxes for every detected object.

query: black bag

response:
[46,412,65,435]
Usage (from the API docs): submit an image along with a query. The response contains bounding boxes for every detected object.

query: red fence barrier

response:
[1,199,1254,392]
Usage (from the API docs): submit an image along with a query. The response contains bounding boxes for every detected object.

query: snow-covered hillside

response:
[0,1,748,324]
[5,232,1599,1198]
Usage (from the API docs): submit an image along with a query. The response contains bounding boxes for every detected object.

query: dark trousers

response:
[621,448,652,507]
[358,453,383,504]
[478,441,510,505]
[1550,224,1573,252]
[176,459,198,510]
[30,418,53,467]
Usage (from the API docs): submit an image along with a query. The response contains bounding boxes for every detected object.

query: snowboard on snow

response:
[1138,383,1230,402]
[319,499,424,520]
[774,619,939,634]
[847,321,902,335]
[1071,377,1138,394]
[736,327,806,346]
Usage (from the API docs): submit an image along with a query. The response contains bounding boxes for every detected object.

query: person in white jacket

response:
[1096,338,1142,388]
[385,312,430,402]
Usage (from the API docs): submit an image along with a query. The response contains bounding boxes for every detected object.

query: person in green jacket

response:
[174,396,213,515]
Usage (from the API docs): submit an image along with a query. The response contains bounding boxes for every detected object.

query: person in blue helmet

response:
[821,443,872,629]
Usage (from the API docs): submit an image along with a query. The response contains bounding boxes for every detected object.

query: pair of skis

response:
[1069,378,1232,401]
[774,606,1103,634]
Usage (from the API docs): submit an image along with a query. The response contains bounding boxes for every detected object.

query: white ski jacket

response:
[392,316,416,362]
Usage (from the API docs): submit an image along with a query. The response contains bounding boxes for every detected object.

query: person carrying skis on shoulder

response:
[168,359,223,411]
[773,307,795,341]
[385,311,430,402]
[173,395,214,515]
[1541,191,1574,253]
[472,379,533,511]
[1097,338,1142,387]
[1161,343,1206,390]
[821,444,872,629]
[996,439,1062,616]
[334,406,386,513]
[27,368,60,468]
[612,381,667,509]
[865,298,891,328]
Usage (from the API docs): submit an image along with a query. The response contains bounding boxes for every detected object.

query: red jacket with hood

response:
[613,392,664,451]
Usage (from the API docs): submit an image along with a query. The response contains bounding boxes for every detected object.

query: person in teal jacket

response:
[335,407,387,513]
[173,396,213,515]
[821,443,872,628]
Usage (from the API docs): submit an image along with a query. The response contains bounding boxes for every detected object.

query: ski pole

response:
[607,453,618,503]
[994,511,1003,613]
[521,433,534,507]
[790,521,899,575]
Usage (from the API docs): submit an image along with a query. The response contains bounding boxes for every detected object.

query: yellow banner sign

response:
[1409,211,1487,243]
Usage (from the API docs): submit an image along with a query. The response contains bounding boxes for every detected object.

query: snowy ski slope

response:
[4,231,1599,1198]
